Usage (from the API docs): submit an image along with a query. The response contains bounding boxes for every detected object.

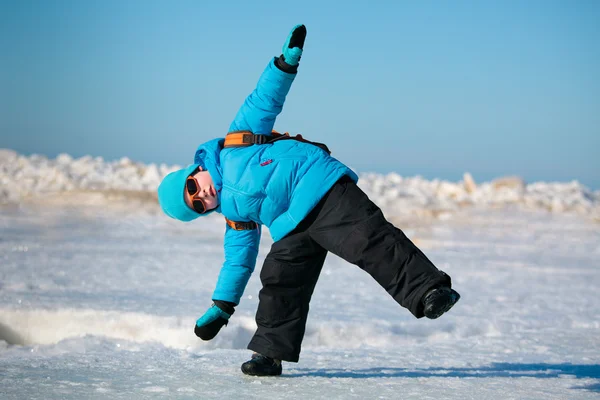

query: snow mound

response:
[1,149,598,220]
[360,172,600,220]
[0,308,464,351]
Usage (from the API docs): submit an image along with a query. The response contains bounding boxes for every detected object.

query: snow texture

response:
[1,149,599,399]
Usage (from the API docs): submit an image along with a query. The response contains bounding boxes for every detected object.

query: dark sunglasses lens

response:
[186,178,198,194]
[192,199,206,214]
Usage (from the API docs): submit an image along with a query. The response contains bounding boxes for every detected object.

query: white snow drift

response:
[1,148,598,221]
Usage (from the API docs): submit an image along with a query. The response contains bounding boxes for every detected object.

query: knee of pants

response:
[256,290,304,327]
[341,210,404,264]
[260,257,318,286]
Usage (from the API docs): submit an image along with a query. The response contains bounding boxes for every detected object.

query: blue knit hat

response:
[157,163,201,222]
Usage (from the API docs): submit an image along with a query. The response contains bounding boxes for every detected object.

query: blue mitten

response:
[281,24,307,66]
[194,303,232,341]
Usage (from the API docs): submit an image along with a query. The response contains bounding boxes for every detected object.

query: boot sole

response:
[241,370,282,376]
[241,367,282,377]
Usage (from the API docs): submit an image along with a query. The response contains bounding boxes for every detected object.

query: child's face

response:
[184,168,219,213]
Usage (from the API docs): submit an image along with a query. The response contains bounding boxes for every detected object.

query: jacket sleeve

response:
[211,224,262,305]
[228,58,297,135]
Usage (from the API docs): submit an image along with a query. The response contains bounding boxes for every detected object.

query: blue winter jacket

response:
[192,58,358,304]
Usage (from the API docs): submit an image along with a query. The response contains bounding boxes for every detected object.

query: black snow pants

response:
[247,176,451,362]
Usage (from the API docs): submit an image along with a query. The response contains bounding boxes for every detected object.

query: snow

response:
[1,149,599,399]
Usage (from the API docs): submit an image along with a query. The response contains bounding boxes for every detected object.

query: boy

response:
[157,25,460,376]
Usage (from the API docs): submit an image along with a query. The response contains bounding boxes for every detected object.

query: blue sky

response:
[1,0,599,188]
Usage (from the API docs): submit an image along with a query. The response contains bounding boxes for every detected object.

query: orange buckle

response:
[224,131,270,148]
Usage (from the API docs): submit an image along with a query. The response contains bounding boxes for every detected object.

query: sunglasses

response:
[186,176,208,214]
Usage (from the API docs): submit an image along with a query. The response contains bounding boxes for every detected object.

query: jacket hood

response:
[157,138,224,222]
[193,138,224,216]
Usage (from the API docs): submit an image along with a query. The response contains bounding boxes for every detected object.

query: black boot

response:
[241,353,282,376]
[422,286,460,319]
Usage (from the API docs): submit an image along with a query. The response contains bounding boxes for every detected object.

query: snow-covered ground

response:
[1,150,599,399]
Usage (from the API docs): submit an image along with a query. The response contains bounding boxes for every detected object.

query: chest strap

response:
[225,218,258,231]
[224,130,331,154]
[222,129,329,231]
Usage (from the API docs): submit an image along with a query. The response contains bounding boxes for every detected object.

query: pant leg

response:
[309,177,451,318]
[247,227,327,362]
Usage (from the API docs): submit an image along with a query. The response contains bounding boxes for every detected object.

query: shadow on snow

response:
[285,363,600,392]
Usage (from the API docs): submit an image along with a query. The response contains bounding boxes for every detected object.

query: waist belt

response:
[225,218,258,231]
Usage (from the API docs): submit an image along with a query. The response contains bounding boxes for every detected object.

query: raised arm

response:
[228,25,307,135]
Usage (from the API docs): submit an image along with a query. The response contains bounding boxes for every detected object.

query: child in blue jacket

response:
[158,25,460,376]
